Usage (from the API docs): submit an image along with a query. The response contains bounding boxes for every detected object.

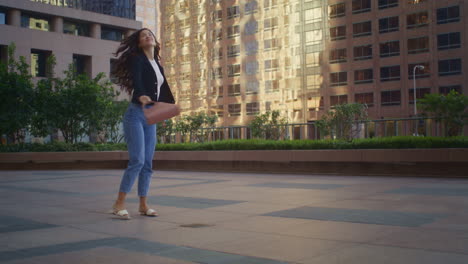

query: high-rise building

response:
[157,0,467,129]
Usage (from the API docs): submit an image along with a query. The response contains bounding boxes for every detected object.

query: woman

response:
[111,28,175,220]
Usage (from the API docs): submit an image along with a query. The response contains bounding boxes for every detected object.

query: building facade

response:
[157,0,467,129]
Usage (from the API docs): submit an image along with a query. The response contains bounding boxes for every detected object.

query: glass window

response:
[305,8,322,23]
[212,10,222,21]
[246,102,259,115]
[354,45,372,61]
[437,6,460,24]
[438,32,461,50]
[217,105,224,117]
[330,95,348,107]
[409,88,431,104]
[354,69,373,84]
[355,92,374,106]
[380,41,400,57]
[439,59,462,76]
[246,81,259,94]
[31,49,51,77]
[213,47,223,60]
[21,13,50,31]
[228,64,241,77]
[245,61,258,75]
[212,28,223,40]
[408,36,429,54]
[110,59,118,83]
[264,38,279,50]
[329,3,345,18]
[378,0,398,9]
[227,6,240,19]
[228,84,241,96]
[408,62,430,79]
[329,48,347,64]
[305,29,323,44]
[217,86,224,97]
[211,67,223,79]
[380,65,400,82]
[228,103,241,116]
[227,44,240,57]
[63,20,89,36]
[353,21,372,38]
[439,85,462,95]
[264,17,278,30]
[330,72,347,86]
[264,59,279,71]
[381,90,401,106]
[72,54,90,77]
[101,26,124,41]
[244,20,258,35]
[265,80,279,93]
[227,25,240,38]
[0,9,6,25]
[407,12,429,29]
[408,0,427,4]
[352,0,371,14]
[379,16,399,33]
[330,25,346,41]
[245,1,258,14]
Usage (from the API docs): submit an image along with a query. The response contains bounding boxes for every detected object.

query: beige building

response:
[157,0,467,131]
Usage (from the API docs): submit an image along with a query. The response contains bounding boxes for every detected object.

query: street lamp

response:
[412,65,425,136]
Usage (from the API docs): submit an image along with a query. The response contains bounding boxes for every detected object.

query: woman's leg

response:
[138,122,157,211]
[115,106,146,210]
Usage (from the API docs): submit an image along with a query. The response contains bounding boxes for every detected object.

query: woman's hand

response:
[139,95,153,106]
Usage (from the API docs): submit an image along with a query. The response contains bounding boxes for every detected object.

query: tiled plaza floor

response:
[1,170,468,263]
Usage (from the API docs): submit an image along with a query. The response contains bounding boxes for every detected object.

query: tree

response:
[157,119,175,144]
[173,112,218,143]
[316,103,369,141]
[249,110,288,140]
[98,100,128,143]
[418,90,468,136]
[0,43,34,144]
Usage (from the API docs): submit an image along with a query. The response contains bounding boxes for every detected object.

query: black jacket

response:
[129,52,175,105]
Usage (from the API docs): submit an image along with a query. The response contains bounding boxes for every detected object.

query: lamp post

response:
[412,65,425,136]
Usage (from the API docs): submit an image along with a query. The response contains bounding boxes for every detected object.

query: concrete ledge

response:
[0,149,467,177]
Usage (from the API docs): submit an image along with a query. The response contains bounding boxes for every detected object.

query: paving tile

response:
[0,215,58,234]
[386,187,468,197]
[126,195,246,209]
[264,206,448,227]
[249,182,348,190]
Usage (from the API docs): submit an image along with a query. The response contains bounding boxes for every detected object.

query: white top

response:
[148,58,164,101]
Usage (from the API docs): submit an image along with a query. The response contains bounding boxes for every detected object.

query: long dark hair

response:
[112,28,161,95]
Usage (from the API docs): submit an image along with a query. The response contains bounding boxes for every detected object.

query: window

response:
[227,6,240,18]
[438,32,461,50]
[437,6,460,24]
[72,54,91,77]
[330,48,347,64]
[305,8,322,23]
[0,9,6,25]
[355,92,374,106]
[264,59,279,71]
[245,61,258,75]
[245,1,258,14]
[21,13,50,31]
[330,95,348,107]
[353,21,371,38]
[409,88,431,104]
[31,49,51,77]
[0,45,7,64]
[380,41,400,57]
[212,10,222,21]
[228,64,241,77]
[305,30,323,44]
[244,20,258,35]
[407,12,429,29]
[330,25,346,41]
[378,0,398,9]
[63,20,89,36]
[354,69,373,84]
[246,81,259,94]
[246,102,259,115]
[245,41,258,55]
[264,38,279,50]
[381,90,401,106]
[101,27,124,41]
[110,59,118,83]
[264,17,278,30]
[217,105,224,117]
[408,63,430,79]
[380,65,400,82]
[217,86,224,97]
[265,101,272,111]
[408,0,427,4]
[227,45,240,57]
[408,36,429,54]
[228,103,241,116]
[265,80,279,93]
[329,3,346,18]
[228,84,241,96]
[330,72,347,86]
[439,85,462,95]
[212,28,222,40]
[213,47,223,60]
[227,25,240,38]
[212,67,223,79]
[354,45,372,60]
[439,59,462,76]
[379,16,399,33]
[352,0,371,14]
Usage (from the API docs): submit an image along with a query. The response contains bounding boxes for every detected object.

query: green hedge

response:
[1,136,467,152]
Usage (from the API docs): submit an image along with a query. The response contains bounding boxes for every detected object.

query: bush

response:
[1,136,467,152]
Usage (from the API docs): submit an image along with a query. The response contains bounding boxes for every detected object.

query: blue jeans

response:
[119,103,157,197]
